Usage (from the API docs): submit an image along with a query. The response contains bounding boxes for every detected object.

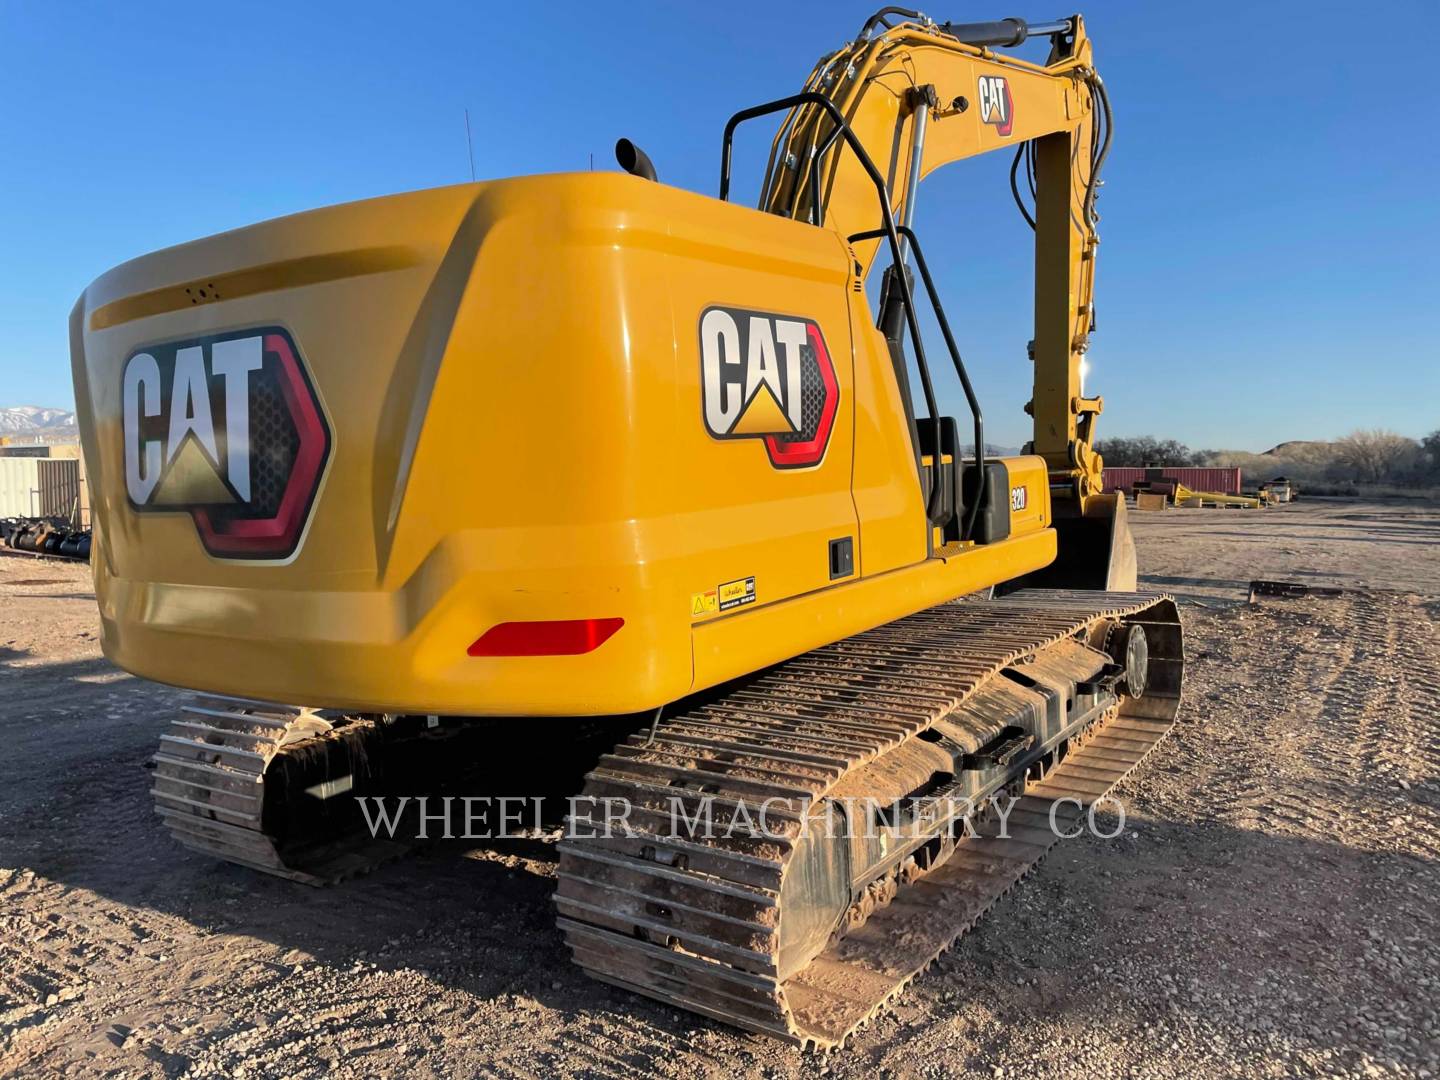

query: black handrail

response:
[808,120,843,226]
[848,225,987,542]
[720,92,946,525]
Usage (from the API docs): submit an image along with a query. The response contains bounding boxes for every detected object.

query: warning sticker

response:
[691,589,718,617]
[718,576,757,612]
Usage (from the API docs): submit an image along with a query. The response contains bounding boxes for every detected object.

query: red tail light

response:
[467,618,624,657]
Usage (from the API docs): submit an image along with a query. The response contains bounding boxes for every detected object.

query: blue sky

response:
[2,0,1436,450]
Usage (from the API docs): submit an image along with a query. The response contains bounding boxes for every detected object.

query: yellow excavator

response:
[71,9,1182,1048]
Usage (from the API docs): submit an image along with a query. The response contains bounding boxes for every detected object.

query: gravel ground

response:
[1,498,1437,1079]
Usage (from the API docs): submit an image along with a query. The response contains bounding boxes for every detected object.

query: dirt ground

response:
[2,498,1437,1079]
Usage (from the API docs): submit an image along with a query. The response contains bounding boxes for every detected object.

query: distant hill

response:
[1263,440,1332,457]
[0,406,78,439]
[962,444,1022,457]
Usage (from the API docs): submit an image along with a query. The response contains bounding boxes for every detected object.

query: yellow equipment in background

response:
[1174,484,1263,509]
[1132,481,1264,509]
[70,9,1183,1048]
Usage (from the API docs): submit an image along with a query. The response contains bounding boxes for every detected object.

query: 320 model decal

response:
[121,327,330,560]
[698,305,838,469]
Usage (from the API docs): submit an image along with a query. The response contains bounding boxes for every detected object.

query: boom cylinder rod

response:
[897,92,930,265]
[938,16,1072,47]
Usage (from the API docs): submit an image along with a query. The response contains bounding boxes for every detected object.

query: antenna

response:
[464,108,476,182]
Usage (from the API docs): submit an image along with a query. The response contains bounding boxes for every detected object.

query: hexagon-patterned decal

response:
[120,327,330,560]
[698,306,839,470]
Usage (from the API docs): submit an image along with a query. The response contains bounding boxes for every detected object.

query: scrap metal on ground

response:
[1,517,91,561]
[1247,580,1344,602]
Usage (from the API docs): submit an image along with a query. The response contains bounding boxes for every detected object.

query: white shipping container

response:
[0,457,42,518]
[0,456,84,524]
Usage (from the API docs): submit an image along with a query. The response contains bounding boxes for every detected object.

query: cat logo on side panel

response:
[120,327,330,560]
[698,306,838,469]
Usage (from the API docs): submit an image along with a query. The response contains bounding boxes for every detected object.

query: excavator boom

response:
[758,12,1112,500]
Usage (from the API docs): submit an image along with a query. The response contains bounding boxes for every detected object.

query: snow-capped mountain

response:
[0,406,78,434]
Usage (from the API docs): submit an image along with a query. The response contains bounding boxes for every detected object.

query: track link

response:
[555,589,1183,1048]
[150,694,410,884]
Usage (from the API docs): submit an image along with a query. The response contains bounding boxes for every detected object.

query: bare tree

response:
[1331,429,1419,484]
[1094,436,1199,467]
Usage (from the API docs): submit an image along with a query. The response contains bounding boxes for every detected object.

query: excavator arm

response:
[752,12,1113,505]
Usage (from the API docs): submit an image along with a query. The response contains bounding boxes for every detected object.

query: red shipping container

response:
[1102,468,1146,494]
[1102,466,1241,496]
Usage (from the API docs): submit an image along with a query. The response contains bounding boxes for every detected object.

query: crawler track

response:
[148,590,1182,1047]
[555,589,1182,1048]
[150,695,410,884]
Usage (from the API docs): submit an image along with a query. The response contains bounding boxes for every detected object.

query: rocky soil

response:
[1,498,1437,1078]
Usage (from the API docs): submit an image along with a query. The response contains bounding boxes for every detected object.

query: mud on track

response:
[1,498,1437,1079]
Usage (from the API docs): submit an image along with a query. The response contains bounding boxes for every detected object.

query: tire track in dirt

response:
[1170,601,1338,836]
[1323,592,1440,860]
[1229,604,1342,836]
[1157,591,1439,862]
